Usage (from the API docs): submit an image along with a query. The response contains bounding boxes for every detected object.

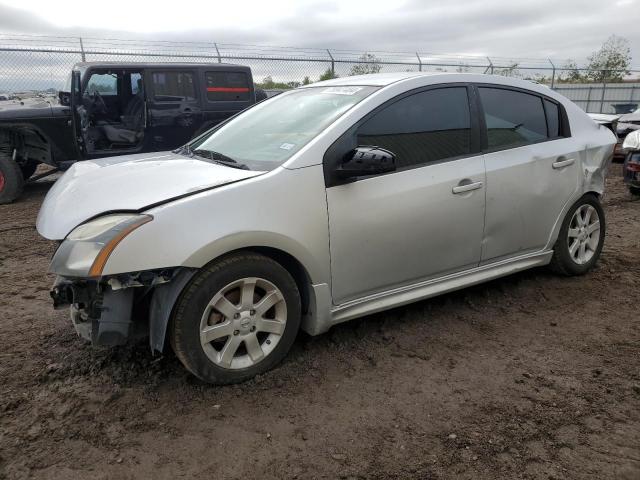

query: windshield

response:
[190,85,378,170]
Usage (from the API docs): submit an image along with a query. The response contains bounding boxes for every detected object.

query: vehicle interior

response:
[77,69,145,154]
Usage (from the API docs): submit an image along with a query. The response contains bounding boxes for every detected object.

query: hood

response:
[36,151,264,239]
[0,98,55,120]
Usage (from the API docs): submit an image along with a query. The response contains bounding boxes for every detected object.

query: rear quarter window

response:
[206,72,250,101]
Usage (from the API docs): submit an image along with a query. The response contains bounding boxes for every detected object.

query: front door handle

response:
[452,181,483,194]
[552,156,575,169]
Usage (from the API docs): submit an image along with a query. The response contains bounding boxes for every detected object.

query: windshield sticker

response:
[279,143,295,150]
[321,86,363,95]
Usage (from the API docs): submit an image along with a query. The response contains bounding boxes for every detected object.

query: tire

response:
[170,252,301,385]
[20,161,38,181]
[549,194,605,276]
[630,186,640,196]
[0,153,24,204]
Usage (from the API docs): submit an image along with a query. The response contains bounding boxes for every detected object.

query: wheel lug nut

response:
[233,330,239,336]
[266,339,271,345]
[250,326,256,332]
[234,313,240,319]
[250,309,255,315]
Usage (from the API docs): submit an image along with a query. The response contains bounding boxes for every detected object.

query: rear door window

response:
[479,87,548,149]
[356,87,472,169]
[151,71,196,102]
[205,72,250,101]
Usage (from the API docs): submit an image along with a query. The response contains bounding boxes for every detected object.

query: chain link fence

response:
[1,33,639,113]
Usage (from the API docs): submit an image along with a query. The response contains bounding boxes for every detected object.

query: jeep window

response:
[152,71,196,102]
[192,86,379,171]
[85,73,118,96]
[131,73,143,95]
[206,72,250,101]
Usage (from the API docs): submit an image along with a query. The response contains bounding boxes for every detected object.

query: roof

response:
[72,61,248,70]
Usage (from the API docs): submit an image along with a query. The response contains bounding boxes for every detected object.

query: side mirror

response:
[58,91,71,106]
[622,130,640,152]
[335,146,396,179]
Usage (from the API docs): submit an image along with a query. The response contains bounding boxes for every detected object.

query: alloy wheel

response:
[199,277,287,370]
[567,204,600,265]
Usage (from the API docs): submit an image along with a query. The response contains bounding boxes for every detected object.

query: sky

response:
[0,0,638,64]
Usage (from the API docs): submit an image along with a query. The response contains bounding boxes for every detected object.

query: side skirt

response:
[329,250,553,326]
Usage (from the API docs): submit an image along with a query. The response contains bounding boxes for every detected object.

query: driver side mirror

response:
[622,130,640,152]
[335,146,396,179]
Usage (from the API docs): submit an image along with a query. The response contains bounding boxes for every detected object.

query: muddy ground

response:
[0,166,639,480]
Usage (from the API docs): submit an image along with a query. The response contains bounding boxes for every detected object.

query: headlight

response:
[51,214,152,278]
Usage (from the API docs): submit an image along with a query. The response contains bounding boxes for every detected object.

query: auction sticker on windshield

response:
[321,86,363,95]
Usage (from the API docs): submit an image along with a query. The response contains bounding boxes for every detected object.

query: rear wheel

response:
[170,252,301,384]
[0,153,24,204]
[549,195,605,276]
[630,186,640,196]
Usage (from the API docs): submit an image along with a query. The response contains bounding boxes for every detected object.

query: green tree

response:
[302,76,311,85]
[586,35,631,83]
[349,53,382,76]
[558,59,585,83]
[319,68,338,81]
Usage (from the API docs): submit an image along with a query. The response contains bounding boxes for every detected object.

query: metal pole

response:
[586,86,593,113]
[214,43,222,63]
[327,49,335,77]
[600,78,606,113]
[548,59,556,89]
[631,85,636,109]
[416,52,422,72]
[79,37,86,62]
[486,56,494,75]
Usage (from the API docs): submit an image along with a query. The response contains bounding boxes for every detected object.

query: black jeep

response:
[0,62,262,203]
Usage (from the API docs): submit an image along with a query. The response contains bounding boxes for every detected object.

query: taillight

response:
[626,163,640,172]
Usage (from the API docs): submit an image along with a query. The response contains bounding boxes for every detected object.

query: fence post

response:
[586,86,593,112]
[214,43,222,63]
[415,52,422,72]
[631,85,637,108]
[548,59,556,88]
[484,57,494,74]
[327,49,335,77]
[78,37,86,62]
[600,79,607,113]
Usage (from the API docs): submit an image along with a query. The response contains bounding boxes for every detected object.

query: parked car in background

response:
[622,130,640,195]
[37,72,615,384]
[0,62,261,204]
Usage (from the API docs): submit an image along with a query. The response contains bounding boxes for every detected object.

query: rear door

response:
[147,69,202,149]
[201,69,255,130]
[478,86,579,263]
[325,85,486,304]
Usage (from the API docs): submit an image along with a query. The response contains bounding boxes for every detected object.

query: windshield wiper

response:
[191,149,250,170]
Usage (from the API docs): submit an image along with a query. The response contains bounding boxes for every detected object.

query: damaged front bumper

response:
[51,268,196,351]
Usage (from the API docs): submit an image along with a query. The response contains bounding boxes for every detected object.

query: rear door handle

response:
[452,181,483,194]
[552,157,575,169]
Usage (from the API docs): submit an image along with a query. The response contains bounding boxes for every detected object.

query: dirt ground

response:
[0,165,639,480]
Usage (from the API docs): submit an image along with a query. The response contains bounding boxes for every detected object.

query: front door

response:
[477,86,579,263]
[147,69,203,149]
[325,86,486,304]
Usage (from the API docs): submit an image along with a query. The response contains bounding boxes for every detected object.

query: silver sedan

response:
[37,72,616,384]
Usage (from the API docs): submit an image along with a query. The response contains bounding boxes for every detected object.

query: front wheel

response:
[549,195,605,276]
[170,252,301,384]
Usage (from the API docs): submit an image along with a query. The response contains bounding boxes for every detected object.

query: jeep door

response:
[146,69,203,149]
[477,86,579,264]
[325,86,486,304]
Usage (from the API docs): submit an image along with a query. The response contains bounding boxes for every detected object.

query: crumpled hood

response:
[36,151,263,240]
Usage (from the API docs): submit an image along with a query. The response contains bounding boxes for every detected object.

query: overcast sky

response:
[0,0,638,64]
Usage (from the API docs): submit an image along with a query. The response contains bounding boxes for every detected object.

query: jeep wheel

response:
[0,153,24,204]
[170,252,301,384]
